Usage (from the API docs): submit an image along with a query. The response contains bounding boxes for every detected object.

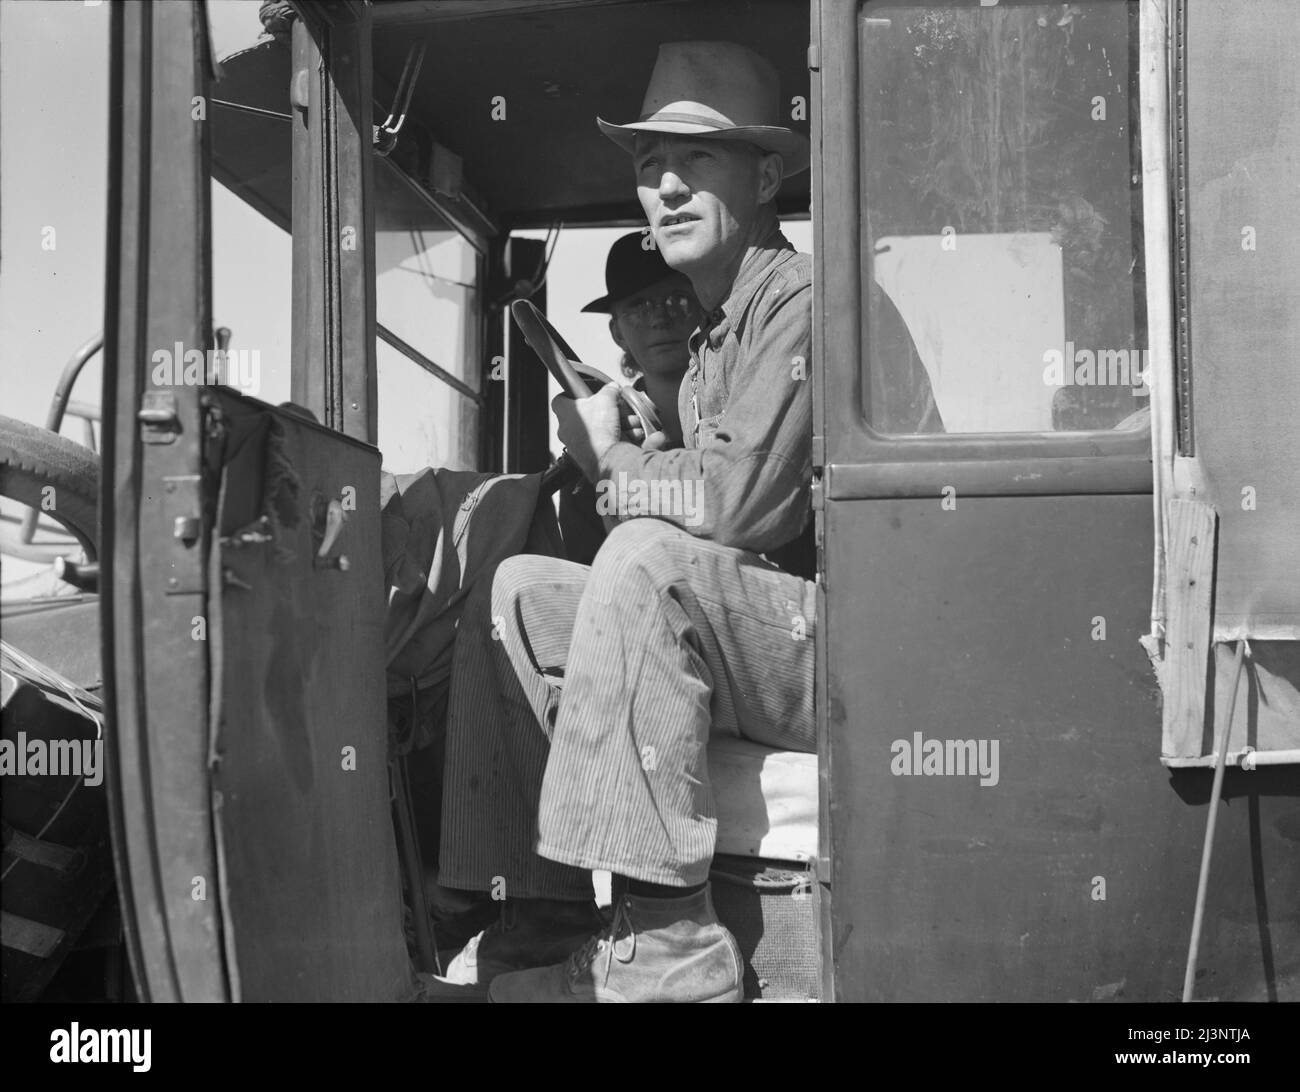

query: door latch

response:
[139,391,181,444]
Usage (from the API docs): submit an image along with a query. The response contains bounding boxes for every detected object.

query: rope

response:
[0,639,103,736]
[257,1,295,43]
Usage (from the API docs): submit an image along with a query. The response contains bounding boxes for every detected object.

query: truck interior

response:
[2,0,1296,1005]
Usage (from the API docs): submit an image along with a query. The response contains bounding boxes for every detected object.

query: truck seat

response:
[707,736,818,862]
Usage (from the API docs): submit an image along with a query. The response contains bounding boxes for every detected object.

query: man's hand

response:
[553,383,622,481]
[552,383,668,479]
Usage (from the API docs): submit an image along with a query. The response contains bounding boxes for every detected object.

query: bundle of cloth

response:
[380,467,563,751]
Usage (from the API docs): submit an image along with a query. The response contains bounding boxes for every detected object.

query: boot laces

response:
[565,897,635,987]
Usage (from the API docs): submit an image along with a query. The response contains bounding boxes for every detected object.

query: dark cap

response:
[581,231,677,313]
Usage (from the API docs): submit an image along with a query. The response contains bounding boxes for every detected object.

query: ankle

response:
[509,896,601,924]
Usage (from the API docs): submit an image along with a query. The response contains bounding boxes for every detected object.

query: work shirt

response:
[598,224,815,578]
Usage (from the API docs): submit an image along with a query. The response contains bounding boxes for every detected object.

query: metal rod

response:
[210,97,292,122]
[377,322,484,404]
[19,334,104,546]
[1240,749,1300,769]
[1182,640,1247,1002]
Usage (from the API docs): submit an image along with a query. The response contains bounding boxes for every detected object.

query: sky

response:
[0,0,808,587]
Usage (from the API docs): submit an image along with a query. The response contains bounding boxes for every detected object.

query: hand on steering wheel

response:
[511,300,665,491]
[510,300,663,440]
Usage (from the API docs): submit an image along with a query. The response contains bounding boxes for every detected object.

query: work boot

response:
[488,886,743,1003]
[438,897,605,986]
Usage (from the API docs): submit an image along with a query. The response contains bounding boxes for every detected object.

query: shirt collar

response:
[695,223,794,348]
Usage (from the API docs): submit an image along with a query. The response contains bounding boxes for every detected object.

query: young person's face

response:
[633,135,778,279]
[609,272,700,378]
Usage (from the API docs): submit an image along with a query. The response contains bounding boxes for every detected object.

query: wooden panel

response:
[290,10,378,443]
[1160,498,1216,759]
[208,393,410,1002]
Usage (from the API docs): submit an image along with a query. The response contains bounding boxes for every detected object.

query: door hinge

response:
[807,44,820,72]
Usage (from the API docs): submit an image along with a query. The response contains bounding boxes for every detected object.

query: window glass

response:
[211,186,292,405]
[0,0,109,597]
[859,1,1147,435]
[208,0,292,405]
[375,227,481,392]
[374,226,482,471]
[376,340,478,473]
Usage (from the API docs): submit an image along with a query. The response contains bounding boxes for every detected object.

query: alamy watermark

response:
[594,471,704,526]
[0,731,102,786]
[1042,344,1149,394]
[151,342,261,395]
[50,1024,150,1072]
[890,731,1000,787]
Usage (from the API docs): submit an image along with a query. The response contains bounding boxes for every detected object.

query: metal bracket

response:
[161,474,204,595]
[139,391,181,445]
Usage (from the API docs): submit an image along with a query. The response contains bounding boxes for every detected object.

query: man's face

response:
[609,272,700,378]
[633,134,768,278]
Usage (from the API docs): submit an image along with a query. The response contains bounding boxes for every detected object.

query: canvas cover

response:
[1141,0,1299,765]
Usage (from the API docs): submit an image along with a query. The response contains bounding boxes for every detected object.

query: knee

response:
[490,555,535,627]
[588,519,686,599]
[490,554,578,629]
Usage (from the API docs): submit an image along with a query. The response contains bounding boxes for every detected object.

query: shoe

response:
[427,879,499,954]
[438,898,605,986]
[488,886,743,1003]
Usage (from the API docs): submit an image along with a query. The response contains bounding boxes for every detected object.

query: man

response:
[436,40,816,1003]
[583,230,699,448]
[560,231,701,565]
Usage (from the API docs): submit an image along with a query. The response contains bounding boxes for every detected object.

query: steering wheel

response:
[510,299,663,440]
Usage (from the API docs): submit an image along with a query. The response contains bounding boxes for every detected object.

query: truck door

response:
[102,0,409,1001]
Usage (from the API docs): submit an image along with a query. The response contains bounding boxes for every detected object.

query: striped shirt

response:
[598,225,814,577]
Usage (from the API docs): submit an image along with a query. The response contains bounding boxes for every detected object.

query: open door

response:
[101,0,409,1002]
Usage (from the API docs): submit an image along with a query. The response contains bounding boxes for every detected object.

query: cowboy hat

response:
[597,41,810,176]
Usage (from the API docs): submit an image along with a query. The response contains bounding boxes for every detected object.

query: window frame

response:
[818,0,1154,500]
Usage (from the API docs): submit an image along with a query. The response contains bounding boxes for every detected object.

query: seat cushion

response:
[707,736,818,862]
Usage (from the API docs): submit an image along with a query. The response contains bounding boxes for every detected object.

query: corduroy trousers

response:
[438,518,815,899]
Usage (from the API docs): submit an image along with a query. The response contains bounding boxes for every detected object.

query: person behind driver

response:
[559,231,701,565]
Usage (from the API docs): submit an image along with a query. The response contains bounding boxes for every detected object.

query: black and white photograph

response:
[0,0,1295,1063]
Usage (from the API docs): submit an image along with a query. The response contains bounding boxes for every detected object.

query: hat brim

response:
[582,269,687,314]
[597,117,810,176]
